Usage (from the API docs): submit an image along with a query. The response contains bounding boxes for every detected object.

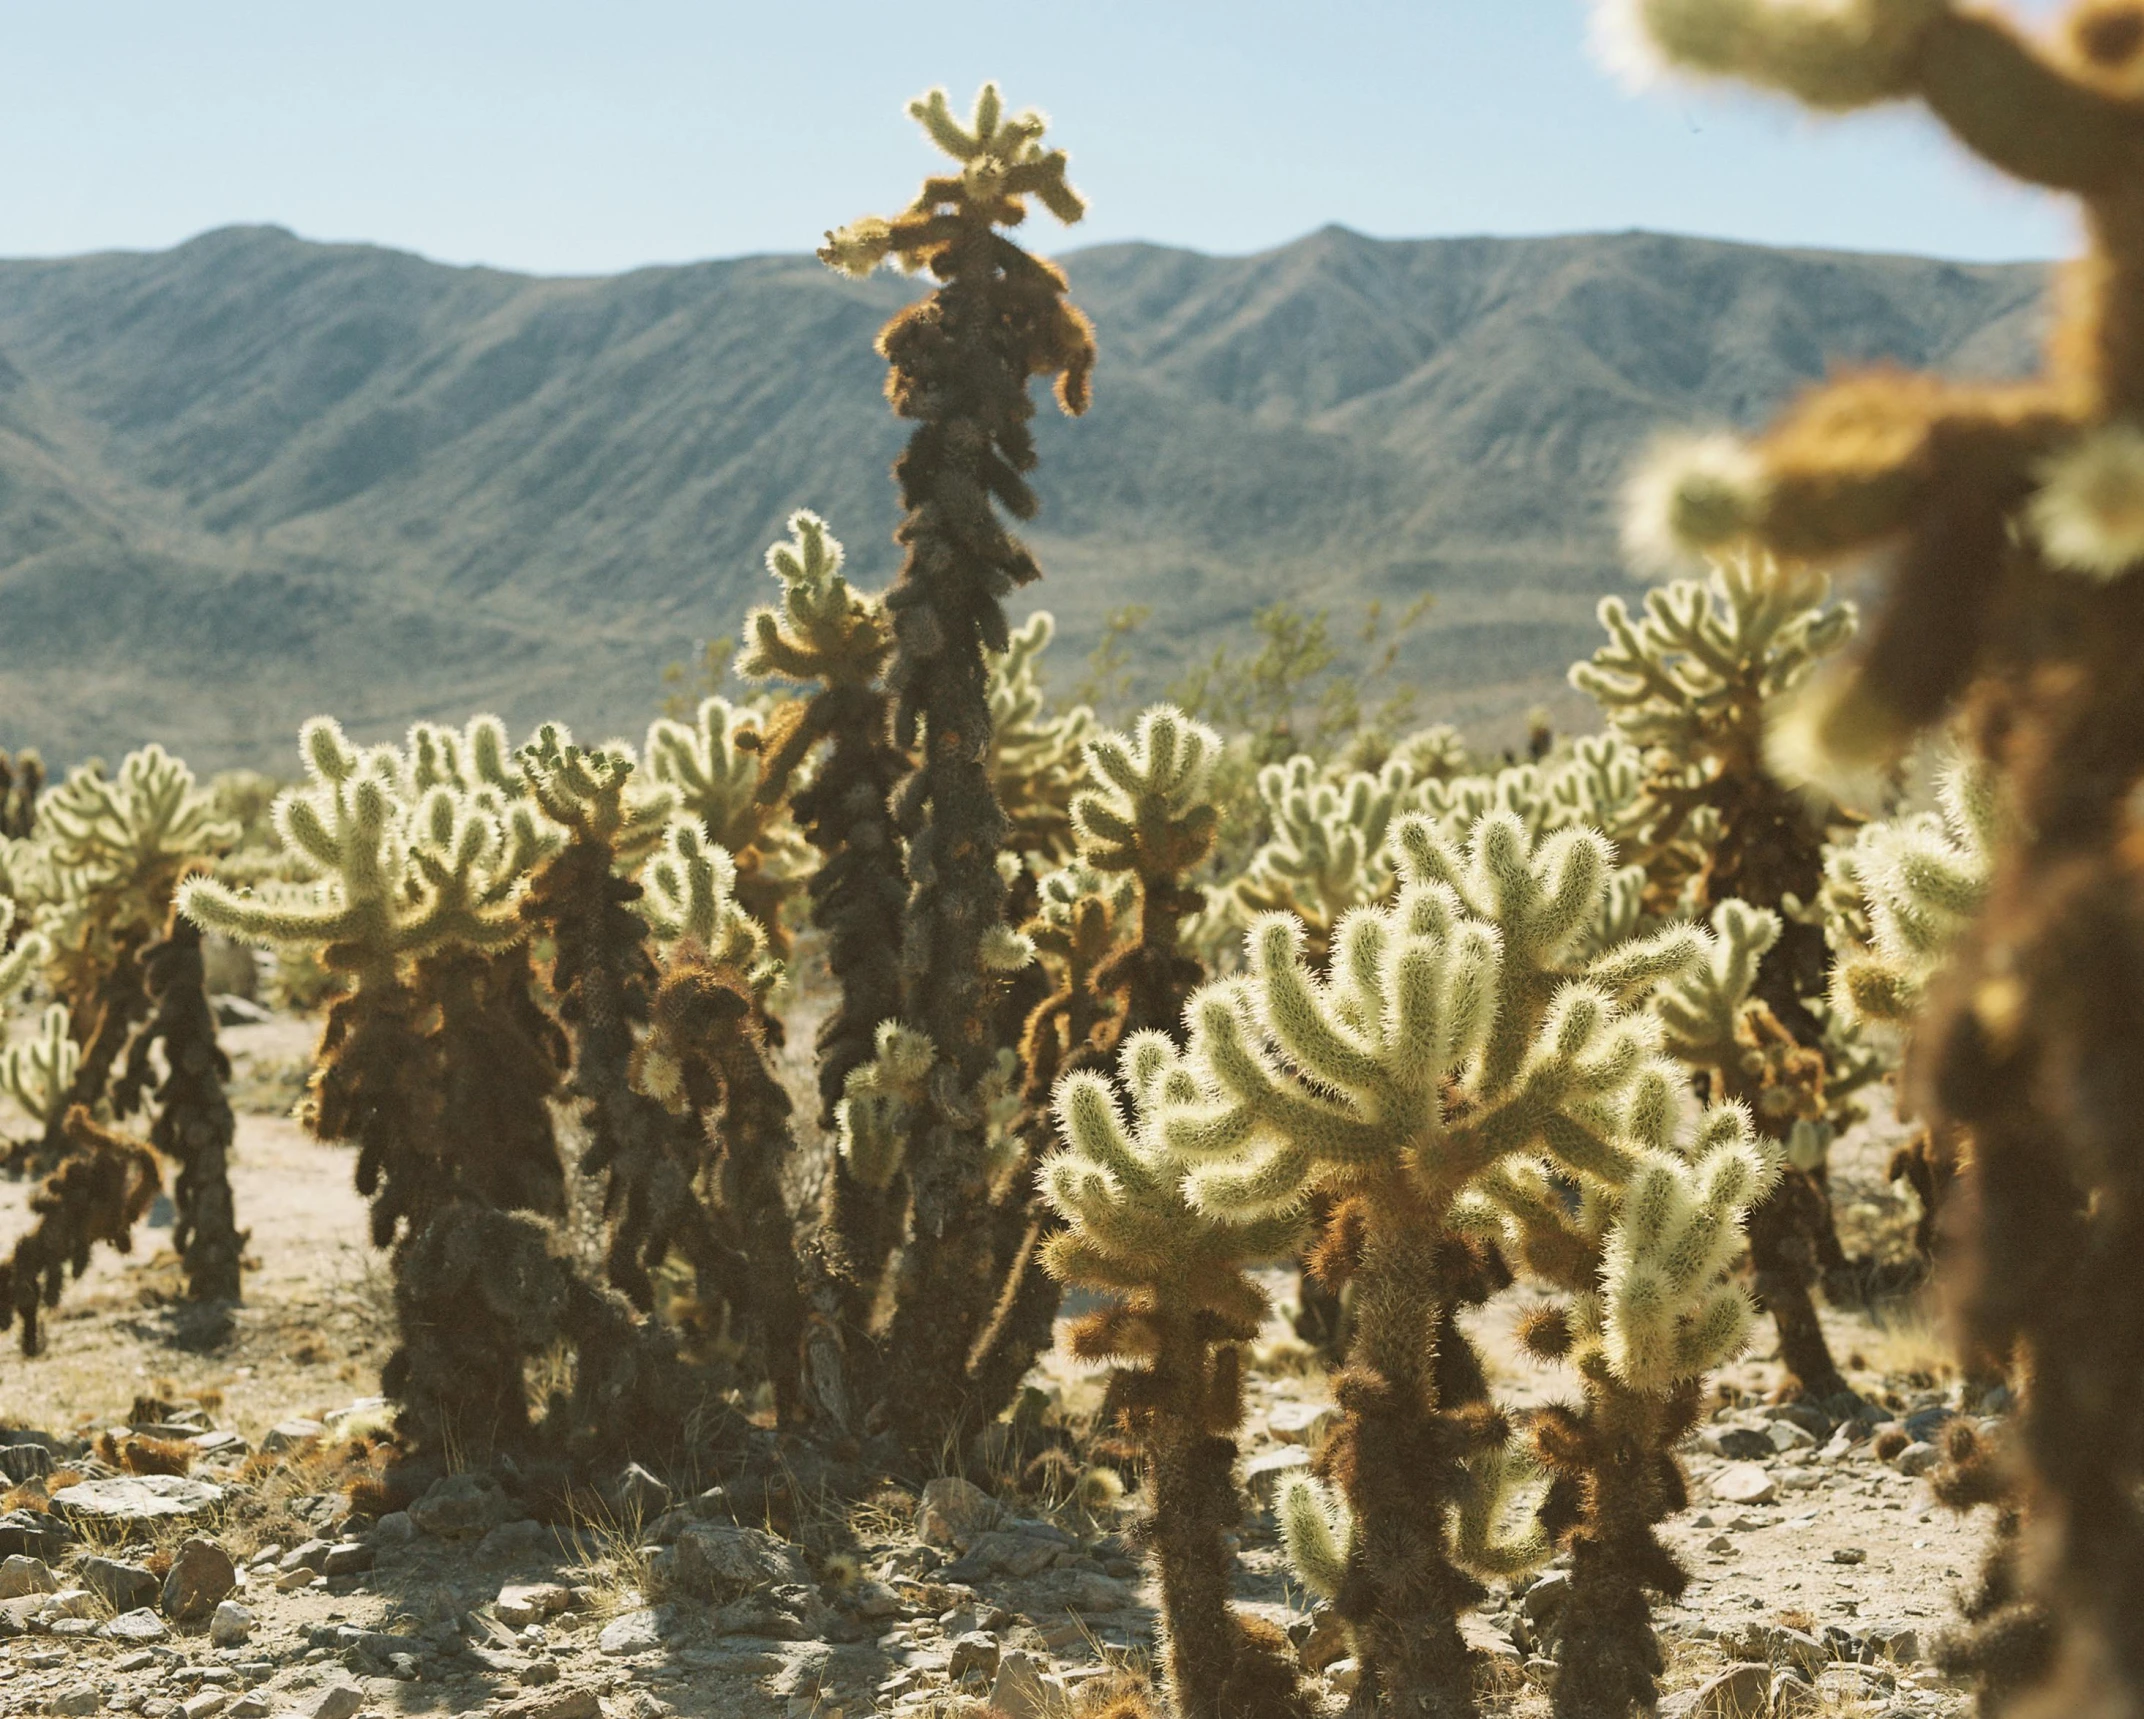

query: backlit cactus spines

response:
[640,819,781,1008]
[741,510,912,1342]
[1232,755,1411,962]
[1830,755,2000,1026]
[1,1003,78,1130]
[1165,811,1703,1715]
[835,1021,935,1194]
[0,898,47,1005]
[822,78,1097,1450]
[989,612,1095,867]
[1042,1038,1310,1719]
[644,696,805,953]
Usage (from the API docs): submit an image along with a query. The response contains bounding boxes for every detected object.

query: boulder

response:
[0,1554,55,1598]
[52,1475,223,1525]
[161,1536,237,1620]
[79,1556,159,1612]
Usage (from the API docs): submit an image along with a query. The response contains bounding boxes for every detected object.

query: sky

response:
[2,0,2078,275]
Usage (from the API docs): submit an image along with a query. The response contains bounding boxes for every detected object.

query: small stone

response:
[491,1685,599,1719]
[1693,1662,1772,1718]
[1763,1627,1830,1676]
[273,1566,321,1592]
[653,1523,809,1602]
[1771,1668,1818,1715]
[161,1537,237,1620]
[598,1607,669,1656]
[44,1586,97,1618]
[1701,1426,1776,1461]
[497,1582,573,1627]
[848,1579,904,1620]
[1241,1445,1313,1503]
[1065,1571,1135,1613]
[188,1431,248,1463]
[210,1601,254,1646]
[1266,1401,1337,1446]
[608,1463,673,1524]
[518,1660,561,1687]
[1705,1534,1735,1554]
[0,1554,55,1598]
[1710,1463,1777,1506]
[406,1471,506,1539]
[180,1696,229,1719]
[49,1692,101,1716]
[1768,1420,1816,1452]
[0,1508,74,1559]
[1327,1657,1363,1694]
[321,1542,374,1577]
[988,1648,1073,1719]
[369,1511,415,1546]
[478,1518,546,1562]
[914,1477,998,1549]
[260,1420,326,1456]
[1298,1607,1350,1673]
[103,1608,170,1644]
[227,1701,269,1719]
[81,1555,159,1612]
[1894,1442,1941,1478]
[947,1630,1000,1681]
[293,1686,363,1719]
[280,1539,332,1574]
[52,1476,224,1525]
[1861,1623,1922,1664]
[1832,1547,1868,1566]
[0,1442,54,1483]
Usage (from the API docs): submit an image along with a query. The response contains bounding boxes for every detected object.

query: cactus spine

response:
[820,81,1097,1448]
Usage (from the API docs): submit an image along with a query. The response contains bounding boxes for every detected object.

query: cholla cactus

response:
[644,696,806,954]
[1572,550,1861,1396]
[1232,756,1411,962]
[1042,1038,1311,1719]
[821,80,1096,1450]
[634,818,806,1423]
[989,612,1095,867]
[1830,755,1999,1027]
[0,748,42,841]
[1164,812,1700,1714]
[1,1003,76,1132]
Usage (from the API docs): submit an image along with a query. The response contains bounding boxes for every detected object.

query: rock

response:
[847,1579,904,1620]
[496,1582,574,1628]
[211,994,272,1026]
[0,1509,73,1559]
[1299,1607,1350,1673]
[321,1542,374,1576]
[655,1523,809,1602]
[1064,1571,1135,1613]
[1701,1426,1776,1461]
[914,1476,999,1549]
[1770,1668,1818,1715]
[519,1661,561,1687]
[1267,1401,1337,1446]
[161,1537,237,1620]
[948,1630,1000,1681]
[598,1607,674,1656]
[48,1691,101,1716]
[1894,1441,1941,1477]
[1761,1627,1830,1676]
[280,1538,332,1573]
[492,1688,600,1719]
[1327,1658,1363,1694]
[322,1397,391,1431]
[944,1530,1057,1582]
[103,1608,170,1644]
[273,1566,320,1592]
[1693,1662,1772,1718]
[80,1556,160,1612]
[989,1648,1073,1719]
[1710,1463,1777,1506]
[608,1463,673,1523]
[1832,1547,1867,1566]
[1242,1444,1313,1503]
[0,1554,55,1597]
[478,1518,546,1562]
[181,1695,229,1719]
[407,1470,508,1538]
[188,1431,248,1462]
[369,1511,415,1546]
[52,1475,223,1525]
[1767,1420,1817,1452]
[210,1601,254,1646]
[0,1442,53,1483]
[44,1586,97,1618]
[260,1420,325,1455]
[1861,1624,1922,1664]
[228,1701,271,1719]
[291,1687,363,1719]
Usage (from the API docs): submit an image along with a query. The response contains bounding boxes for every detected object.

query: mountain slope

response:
[0,224,2045,769]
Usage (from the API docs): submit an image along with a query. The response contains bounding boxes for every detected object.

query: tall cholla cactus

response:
[820,81,1097,1448]
[1041,1038,1312,1719]
[989,612,1095,868]
[0,748,43,841]
[741,511,912,1338]
[644,695,805,956]
[1613,5,2144,1707]
[1233,756,1412,963]
[1573,550,1861,1398]
[1163,812,1699,1716]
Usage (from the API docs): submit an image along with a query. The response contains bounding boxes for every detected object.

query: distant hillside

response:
[0,224,2045,770]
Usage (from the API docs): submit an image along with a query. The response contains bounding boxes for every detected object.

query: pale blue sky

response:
[4,0,2076,273]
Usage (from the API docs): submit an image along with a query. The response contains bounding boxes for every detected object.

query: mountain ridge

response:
[0,222,2046,769]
